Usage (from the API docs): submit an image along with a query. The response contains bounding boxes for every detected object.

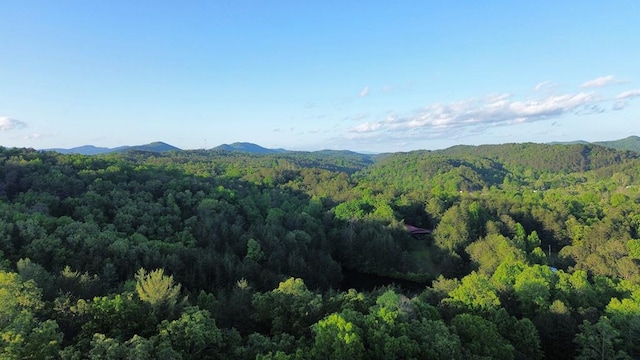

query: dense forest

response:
[2,142,640,359]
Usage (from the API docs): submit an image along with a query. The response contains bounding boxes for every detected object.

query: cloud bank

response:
[581,75,626,88]
[0,117,27,131]
[534,80,556,91]
[347,92,600,141]
[617,89,640,100]
[611,89,640,111]
[22,133,42,140]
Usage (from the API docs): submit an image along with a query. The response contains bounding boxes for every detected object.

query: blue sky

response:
[1,1,639,152]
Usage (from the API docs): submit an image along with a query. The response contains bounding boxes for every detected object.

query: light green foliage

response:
[448,271,501,312]
[555,269,597,309]
[434,205,471,253]
[466,233,524,275]
[275,277,309,296]
[525,230,547,264]
[311,313,364,360]
[0,271,44,326]
[513,223,527,250]
[374,290,404,325]
[611,193,630,207]
[333,200,369,220]
[372,200,396,222]
[514,264,556,314]
[0,270,62,359]
[135,268,182,317]
[606,295,640,319]
[529,246,547,264]
[527,230,542,250]
[549,299,571,314]
[606,294,640,356]
[627,239,640,260]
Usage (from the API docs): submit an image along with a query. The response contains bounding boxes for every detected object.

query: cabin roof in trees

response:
[405,224,432,235]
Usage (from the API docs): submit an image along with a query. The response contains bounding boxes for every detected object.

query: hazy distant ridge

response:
[550,136,640,153]
[593,136,640,153]
[46,145,116,155]
[41,136,640,156]
[44,141,181,155]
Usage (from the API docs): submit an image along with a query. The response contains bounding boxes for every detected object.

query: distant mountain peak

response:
[122,141,181,153]
[43,141,181,155]
[213,142,287,154]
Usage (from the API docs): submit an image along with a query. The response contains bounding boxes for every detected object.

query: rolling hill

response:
[44,141,181,155]
[437,142,638,173]
[594,135,640,153]
[212,142,287,154]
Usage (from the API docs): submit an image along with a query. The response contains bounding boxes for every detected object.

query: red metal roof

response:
[405,224,432,235]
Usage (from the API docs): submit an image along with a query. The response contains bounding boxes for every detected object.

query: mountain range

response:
[44,142,181,155]
[41,136,640,156]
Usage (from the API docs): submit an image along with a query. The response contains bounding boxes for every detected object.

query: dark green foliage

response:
[451,313,514,359]
[2,142,640,358]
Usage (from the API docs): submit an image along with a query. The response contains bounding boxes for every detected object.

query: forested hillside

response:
[438,143,638,173]
[594,136,640,153]
[2,143,640,359]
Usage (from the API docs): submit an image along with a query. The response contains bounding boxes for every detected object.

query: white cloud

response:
[344,113,369,121]
[617,89,640,100]
[534,80,555,91]
[360,86,369,97]
[22,133,43,140]
[339,78,640,150]
[347,92,599,139]
[351,121,383,133]
[613,89,640,110]
[0,116,27,131]
[613,101,627,111]
[580,75,626,88]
